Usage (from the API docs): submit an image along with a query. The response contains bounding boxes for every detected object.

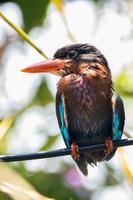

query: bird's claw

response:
[105,137,113,154]
[71,142,80,160]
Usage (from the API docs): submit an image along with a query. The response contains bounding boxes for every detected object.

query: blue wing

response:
[56,92,70,147]
[112,93,125,141]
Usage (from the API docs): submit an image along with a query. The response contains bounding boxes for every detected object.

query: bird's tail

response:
[75,153,88,176]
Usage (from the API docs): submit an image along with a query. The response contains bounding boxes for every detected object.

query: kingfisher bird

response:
[21,44,125,176]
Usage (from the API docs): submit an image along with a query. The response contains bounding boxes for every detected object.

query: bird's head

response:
[21,44,112,86]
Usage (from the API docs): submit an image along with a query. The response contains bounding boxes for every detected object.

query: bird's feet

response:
[105,137,113,154]
[71,142,80,160]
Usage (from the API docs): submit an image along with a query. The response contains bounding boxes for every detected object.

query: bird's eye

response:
[88,66,92,70]
[88,65,99,70]
[67,51,78,59]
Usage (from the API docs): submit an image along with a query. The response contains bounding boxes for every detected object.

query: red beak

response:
[21,59,64,73]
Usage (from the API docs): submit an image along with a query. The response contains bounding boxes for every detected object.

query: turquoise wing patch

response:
[56,93,70,147]
[113,111,123,140]
[112,93,125,141]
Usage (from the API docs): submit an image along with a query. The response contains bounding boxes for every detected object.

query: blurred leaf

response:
[13,0,50,32]
[114,67,133,97]
[104,164,121,186]
[41,135,59,151]
[0,192,11,200]
[0,117,15,141]
[14,164,86,200]
[0,116,17,154]
[52,0,63,12]
[32,79,54,106]
[92,0,108,6]
[0,163,55,200]
[93,0,104,3]
[119,148,133,187]
[23,171,81,200]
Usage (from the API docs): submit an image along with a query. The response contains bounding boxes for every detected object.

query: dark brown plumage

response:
[54,44,124,175]
[21,43,125,176]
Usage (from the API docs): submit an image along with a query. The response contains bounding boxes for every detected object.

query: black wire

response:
[0,139,133,163]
